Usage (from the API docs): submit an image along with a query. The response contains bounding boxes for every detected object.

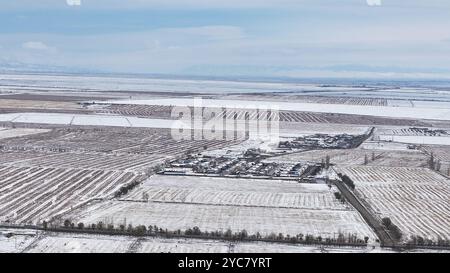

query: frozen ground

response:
[377,135,450,145]
[0,228,41,253]
[0,74,374,94]
[337,166,450,242]
[268,146,429,168]
[0,127,50,140]
[99,98,450,121]
[360,141,412,151]
[68,175,377,241]
[268,149,368,165]
[124,175,344,210]
[278,123,371,136]
[2,228,449,253]
[0,113,273,138]
[70,201,376,241]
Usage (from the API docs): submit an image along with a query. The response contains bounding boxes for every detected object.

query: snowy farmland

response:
[336,166,450,242]
[68,176,377,241]
[2,228,448,253]
[99,98,450,121]
[0,73,375,95]
[0,165,145,224]
[269,149,369,165]
[0,125,244,225]
[0,128,50,140]
[373,127,450,145]
[1,72,450,252]
[0,229,386,253]
[0,228,40,253]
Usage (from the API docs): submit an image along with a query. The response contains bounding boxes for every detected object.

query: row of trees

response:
[381,217,402,241]
[321,155,331,169]
[338,173,355,190]
[115,163,167,199]
[333,192,347,204]
[406,236,450,248]
[428,152,443,171]
[53,220,368,246]
[363,152,377,165]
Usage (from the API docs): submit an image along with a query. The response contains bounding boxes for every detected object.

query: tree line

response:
[44,219,369,247]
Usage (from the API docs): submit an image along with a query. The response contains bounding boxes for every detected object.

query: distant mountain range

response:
[1,60,450,88]
[0,60,97,74]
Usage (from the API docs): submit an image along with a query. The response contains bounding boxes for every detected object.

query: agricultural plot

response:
[0,127,240,155]
[91,102,422,127]
[0,150,51,165]
[101,98,450,121]
[337,166,450,242]
[419,145,450,175]
[19,231,388,253]
[0,126,243,226]
[124,176,343,210]
[268,149,368,165]
[207,108,330,123]
[364,151,429,168]
[360,141,412,151]
[269,142,429,168]
[0,165,145,224]
[374,127,450,145]
[222,94,388,106]
[69,176,377,241]
[377,127,449,137]
[2,228,447,253]
[0,99,79,110]
[26,233,133,253]
[421,145,450,162]
[279,123,370,137]
[376,135,450,145]
[95,104,173,119]
[71,201,376,241]
[0,128,50,140]
[296,96,388,106]
[95,104,336,124]
[0,151,164,172]
[0,228,41,253]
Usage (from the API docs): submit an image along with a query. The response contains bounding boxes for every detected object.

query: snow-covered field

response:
[268,146,429,168]
[268,149,368,165]
[337,166,450,242]
[0,165,143,224]
[99,98,450,121]
[124,176,343,210]
[0,228,40,253]
[69,175,376,241]
[71,201,376,241]
[26,233,133,253]
[278,123,370,137]
[0,128,50,140]
[377,135,450,145]
[0,113,273,139]
[16,232,375,253]
[0,74,374,94]
[360,141,412,151]
[3,228,448,253]
[373,127,450,145]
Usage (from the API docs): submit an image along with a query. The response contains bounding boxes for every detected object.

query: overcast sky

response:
[1,0,450,79]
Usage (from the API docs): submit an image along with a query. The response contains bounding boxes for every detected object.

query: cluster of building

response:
[162,149,321,181]
[408,127,449,136]
[279,133,367,150]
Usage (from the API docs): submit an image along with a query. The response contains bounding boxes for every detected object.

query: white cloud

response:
[66,0,81,6]
[156,26,245,42]
[22,41,50,50]
[366,0,382,6]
